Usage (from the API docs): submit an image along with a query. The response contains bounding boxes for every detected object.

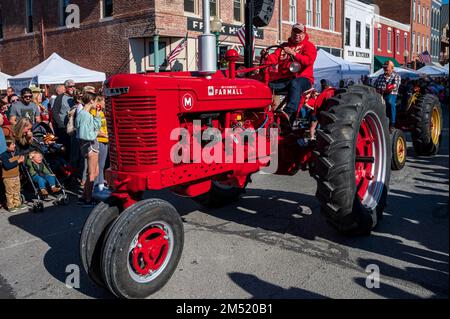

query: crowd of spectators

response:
[0,80,109,211]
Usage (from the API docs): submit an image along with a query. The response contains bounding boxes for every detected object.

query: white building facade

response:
[343,0,375,71]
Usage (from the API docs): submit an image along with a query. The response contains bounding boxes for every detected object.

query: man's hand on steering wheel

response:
[282,47,296,56]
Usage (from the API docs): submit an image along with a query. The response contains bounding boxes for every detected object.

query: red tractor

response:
[80,11,392,299]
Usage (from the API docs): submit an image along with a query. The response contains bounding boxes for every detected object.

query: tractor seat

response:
[269,79,290,96]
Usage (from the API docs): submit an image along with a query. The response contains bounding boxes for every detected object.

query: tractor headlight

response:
[289,62,301,73]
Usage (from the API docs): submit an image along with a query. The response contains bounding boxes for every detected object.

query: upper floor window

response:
[345,18,350,46]
[329,0,335,31]
[422,7,425,25]
[387,30,391,52]
[404,33,408,53]
[355,21,361,48]
[365,24,370,49]
[289,0,296,23]
[396,32,400,53]
[102,0,113,18]
[184,0,196,13]
[25,0,33,33]
[412,32,415,54]
[210,0,218,17]
[377,28,381,50]
[306,0,313,26]
[426,8,429,26]
[315,0,322,28]
[418,3,421,23]
[233,0,243,22]
[413,0,416,21]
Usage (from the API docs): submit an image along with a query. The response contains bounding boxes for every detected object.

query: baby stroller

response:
[31,122,76,185]
[20,147,69,213]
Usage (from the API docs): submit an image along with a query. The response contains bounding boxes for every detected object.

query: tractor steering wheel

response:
[260,45,294,66]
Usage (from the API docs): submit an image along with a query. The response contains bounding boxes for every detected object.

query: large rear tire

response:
[101,199,184,299]
[411,94,442,156]
[315,85,391,235]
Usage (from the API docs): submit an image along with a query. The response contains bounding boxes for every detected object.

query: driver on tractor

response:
[262,23,317,124]
[374,60,401,132]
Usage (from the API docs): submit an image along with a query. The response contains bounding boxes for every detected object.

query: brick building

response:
[373,14,411,71]
[440,3,449,64]
[0,0,344,78]
[372,0,432,66]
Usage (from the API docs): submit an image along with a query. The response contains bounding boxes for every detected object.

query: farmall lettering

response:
[208,85,244,96]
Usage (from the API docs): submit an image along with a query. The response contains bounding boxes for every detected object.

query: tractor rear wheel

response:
[391,128,407,170]
[101,199,184,299]
[192,180,247,207]
[80,199,121,287]
[315,85,391,235]
[411,94,442,156]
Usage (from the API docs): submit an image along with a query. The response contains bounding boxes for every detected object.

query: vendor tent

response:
[0,71,11,90]
[8,52,106,91]
[418,65,448,76]
[314,49,370,89]
[369,66,421,80]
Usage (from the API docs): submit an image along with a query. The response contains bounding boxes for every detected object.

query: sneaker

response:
[297,138,310,147]
[40,189,49,196]
[51,186,62,193]
[93,188,112,201]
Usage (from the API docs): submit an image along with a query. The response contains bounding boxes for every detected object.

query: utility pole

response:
[244,0,254,68]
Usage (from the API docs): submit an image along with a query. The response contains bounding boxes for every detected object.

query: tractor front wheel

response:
[80,199,121,287]
[391,128,407,170]
[315,85,391,235]
[101,199,184,299]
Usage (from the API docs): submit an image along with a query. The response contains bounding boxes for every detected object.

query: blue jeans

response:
[384,94,397,125]
[286,77,312,118]
[95,142,109,186]
[32,174,56,189]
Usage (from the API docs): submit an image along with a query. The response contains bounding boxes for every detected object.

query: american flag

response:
[236,25,256,59]
[167,33,188,66]
[418,50,432,64]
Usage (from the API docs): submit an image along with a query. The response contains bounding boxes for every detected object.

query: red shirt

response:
[266,33,317,85]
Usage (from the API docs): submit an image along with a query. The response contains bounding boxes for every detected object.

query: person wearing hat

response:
[374,60,401,132]
[262,23,317,123]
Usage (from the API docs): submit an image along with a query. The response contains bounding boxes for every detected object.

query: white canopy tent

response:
[443,63,449,72]
[369,66,421,80]
[314,49,370,89]
[8,52,106,92]
[0,71,11,90]
[418,65,449,76]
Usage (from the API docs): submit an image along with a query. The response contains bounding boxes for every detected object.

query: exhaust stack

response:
[198,0,217,75]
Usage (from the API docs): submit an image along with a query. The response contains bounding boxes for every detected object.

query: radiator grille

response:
[106,96,158,171]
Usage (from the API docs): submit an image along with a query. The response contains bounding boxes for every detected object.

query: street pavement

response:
[0,109,448,299]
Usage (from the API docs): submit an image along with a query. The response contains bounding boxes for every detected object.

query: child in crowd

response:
[27,150,61,196]
[0,138,26,212]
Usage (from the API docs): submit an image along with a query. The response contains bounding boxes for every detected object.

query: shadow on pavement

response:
[228,272,328,299]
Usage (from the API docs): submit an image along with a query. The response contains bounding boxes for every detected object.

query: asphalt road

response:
[0,109,448,299]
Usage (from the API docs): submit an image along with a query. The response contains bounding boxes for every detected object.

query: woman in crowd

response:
[12,117,34,154]
[92,95,109,196]
[75,91,101,207]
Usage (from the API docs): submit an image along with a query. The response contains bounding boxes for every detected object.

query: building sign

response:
[187,18,264,39]
[347,50,370,59]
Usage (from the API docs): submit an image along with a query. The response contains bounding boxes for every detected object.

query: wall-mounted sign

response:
[187,17,264,39]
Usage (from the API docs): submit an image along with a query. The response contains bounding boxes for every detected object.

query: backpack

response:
[66,106,78,136]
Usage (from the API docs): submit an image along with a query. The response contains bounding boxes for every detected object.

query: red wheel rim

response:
[131,227,169,275]
[355,118,374,201]
[127,221,174,283]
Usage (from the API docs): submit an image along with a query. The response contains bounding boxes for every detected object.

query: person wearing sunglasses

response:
[8,88,41,126]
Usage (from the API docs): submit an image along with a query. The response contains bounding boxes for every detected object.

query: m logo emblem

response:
[208,86,214,96]
[182,93,194,110]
